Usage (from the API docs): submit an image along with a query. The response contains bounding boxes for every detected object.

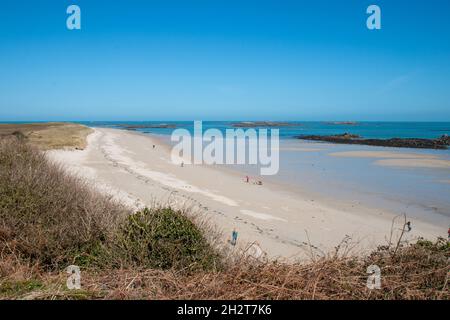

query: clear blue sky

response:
[1,0,449,121]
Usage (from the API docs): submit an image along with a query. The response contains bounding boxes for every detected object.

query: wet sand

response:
[330,150,450,168]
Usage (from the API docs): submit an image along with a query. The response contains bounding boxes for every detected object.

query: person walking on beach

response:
[231,229,238,246]
[245,175,249,183]
[447,227,450,240]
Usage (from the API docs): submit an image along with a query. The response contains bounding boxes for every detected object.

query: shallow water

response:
[82,121,450,139]
[86,121,450,226]
[230,140,450,226]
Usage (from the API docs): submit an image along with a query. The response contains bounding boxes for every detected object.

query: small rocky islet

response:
[117,124,178,130]
[231,121,301,128]
[296,133,450,150]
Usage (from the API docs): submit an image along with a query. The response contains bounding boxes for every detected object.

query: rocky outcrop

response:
[296,134,450,150]
[232,121,300,128]
[325,121,358,125]
[118,124,177,130]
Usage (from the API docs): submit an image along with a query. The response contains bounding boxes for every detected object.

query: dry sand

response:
[47,128,445,260]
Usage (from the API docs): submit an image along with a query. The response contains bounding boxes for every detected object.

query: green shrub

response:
[110,208,222,271]
[0,279,43,297]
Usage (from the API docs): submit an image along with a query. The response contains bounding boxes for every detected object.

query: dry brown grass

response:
[0,122,92,150]
[0,136,129,268]
[1,238,448,300]
[75,238,449,300]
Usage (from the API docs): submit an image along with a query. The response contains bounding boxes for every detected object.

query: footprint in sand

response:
[240,209,287,222]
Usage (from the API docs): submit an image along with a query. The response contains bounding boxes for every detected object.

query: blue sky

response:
[0,0,449,121]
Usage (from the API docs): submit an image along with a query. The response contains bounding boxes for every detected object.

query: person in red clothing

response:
[448,227,450,240]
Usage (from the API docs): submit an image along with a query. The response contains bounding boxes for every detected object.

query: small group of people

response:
[244,175,262,185]
[404,222,450,241]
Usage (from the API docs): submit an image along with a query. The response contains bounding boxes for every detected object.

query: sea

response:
[62,121,450,226]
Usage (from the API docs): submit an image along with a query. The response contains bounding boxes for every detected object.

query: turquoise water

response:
[80,121,450,225]
[82,121,450,140]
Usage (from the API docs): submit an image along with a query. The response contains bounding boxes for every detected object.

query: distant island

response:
[296,133,450,149]
[232,121,301,128]
[117,124,177,130]
[325,121,358,125]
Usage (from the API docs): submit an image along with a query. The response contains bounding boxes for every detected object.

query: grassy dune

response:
[0,128,448,300]
[0,122,92,150]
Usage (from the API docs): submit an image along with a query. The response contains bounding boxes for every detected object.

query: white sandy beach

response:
[47,128,446,260]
